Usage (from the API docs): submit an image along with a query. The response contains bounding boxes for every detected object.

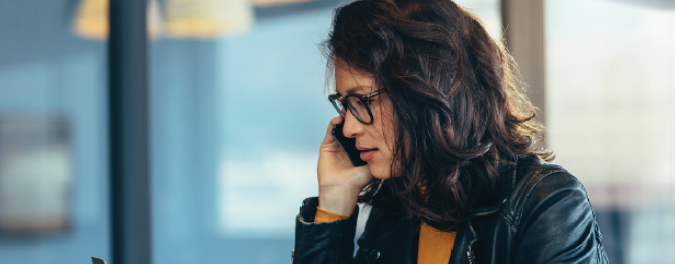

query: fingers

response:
[330,115,344,127]
[322,115,344,144]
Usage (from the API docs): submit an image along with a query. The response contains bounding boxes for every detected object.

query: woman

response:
[293,0,608,263]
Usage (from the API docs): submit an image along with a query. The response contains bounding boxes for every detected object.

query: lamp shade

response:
[165,0,254,38]
[73,0,163,40]
[251,0,313,8]
[72,0,108,40]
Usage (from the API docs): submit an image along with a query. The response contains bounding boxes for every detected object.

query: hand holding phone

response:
[317,116,373,216]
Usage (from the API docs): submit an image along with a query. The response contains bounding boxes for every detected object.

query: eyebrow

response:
[341,85,375,96]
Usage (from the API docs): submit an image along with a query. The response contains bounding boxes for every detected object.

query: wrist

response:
[318,186,361,216]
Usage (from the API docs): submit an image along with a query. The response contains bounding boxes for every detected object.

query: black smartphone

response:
[332,123,368,166]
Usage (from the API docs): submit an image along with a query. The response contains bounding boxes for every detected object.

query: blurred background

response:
[0,0,672,263]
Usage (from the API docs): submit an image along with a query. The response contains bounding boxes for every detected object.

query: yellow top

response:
[315,206,457,264]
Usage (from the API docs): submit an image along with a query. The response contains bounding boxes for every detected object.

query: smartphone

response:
[91,257,106,264]
[332,123,368,166]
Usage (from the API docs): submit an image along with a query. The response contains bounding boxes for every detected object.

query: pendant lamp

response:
[251,0,313,8]
[73,0,163,40]
[164,0,254,38]
[72,0,107,40]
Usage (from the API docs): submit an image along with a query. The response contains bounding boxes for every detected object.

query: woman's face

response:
[334,57,396,179]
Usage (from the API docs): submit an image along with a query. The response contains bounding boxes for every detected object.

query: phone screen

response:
[332,123,368,166]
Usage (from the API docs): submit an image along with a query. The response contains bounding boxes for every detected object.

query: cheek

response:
[366,120,393,156]
[378,111,396,153]
[367,97,397,178]
[370,160,392,179]
[378,102,399,176]
[370,122,396,179]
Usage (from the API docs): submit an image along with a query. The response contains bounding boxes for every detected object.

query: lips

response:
[359,148,378,162]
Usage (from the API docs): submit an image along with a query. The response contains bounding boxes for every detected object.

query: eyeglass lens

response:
[346,96,370,123]
[330,94,373,124]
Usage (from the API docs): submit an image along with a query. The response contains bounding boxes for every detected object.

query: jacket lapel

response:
[364,155,518,264]
[360,214,420,264]
[449,155,518,264]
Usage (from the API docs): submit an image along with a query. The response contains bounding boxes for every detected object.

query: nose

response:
[342,109,364,138]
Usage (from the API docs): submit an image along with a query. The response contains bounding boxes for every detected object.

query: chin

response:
[368,162,392,180]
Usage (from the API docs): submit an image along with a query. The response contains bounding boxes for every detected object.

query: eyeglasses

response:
[328,89,386,124]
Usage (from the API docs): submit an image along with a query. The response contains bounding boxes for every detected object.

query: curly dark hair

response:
[322,0,553,232]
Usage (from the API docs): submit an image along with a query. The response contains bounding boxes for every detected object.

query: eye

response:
[358,99,373,107]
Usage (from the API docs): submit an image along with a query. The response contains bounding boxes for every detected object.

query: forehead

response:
[334,58,377,95]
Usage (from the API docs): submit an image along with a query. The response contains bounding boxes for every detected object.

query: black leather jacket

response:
[293,155,609,263]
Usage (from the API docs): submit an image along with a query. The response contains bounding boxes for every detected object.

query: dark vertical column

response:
[108,0,151,263]
[501,0,547,125]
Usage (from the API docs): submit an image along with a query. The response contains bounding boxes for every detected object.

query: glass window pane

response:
[0,0,110,263]
[454,0,502,40]
[152,6,337,262]
[546,1,675,263]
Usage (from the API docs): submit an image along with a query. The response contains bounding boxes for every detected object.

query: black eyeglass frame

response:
[328,89,386,125]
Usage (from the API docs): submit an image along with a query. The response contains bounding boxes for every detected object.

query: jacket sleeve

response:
[293,197,364,264]
[513,172,609,263]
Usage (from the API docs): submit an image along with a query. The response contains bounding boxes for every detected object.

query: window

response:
[546,1,675,263]
[0,1,110,263]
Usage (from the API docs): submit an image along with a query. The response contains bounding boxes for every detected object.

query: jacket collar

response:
[448,154,519,264]
[365,154,521,264]
[377,153,520,219]
[467,153,518,218]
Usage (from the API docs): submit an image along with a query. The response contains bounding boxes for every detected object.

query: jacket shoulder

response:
[502,155,589,229]
[501,156,608,263]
